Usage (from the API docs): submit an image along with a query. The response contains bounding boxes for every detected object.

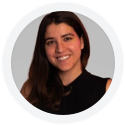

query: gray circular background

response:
[11,12,115,90]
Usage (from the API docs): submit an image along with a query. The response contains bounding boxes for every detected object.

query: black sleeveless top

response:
[37,69,110,115]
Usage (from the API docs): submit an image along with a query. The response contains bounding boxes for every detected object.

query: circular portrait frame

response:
[3,3,123,123]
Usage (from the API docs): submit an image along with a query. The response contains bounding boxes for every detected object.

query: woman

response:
[21,11,111,114]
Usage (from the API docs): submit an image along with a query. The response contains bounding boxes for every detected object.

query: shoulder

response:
[20,79,32,99]
[106,79,112,92]
[84,70,111,92]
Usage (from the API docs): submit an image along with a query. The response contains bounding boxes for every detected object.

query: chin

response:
[57,66,73,72]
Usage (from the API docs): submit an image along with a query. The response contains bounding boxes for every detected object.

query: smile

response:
[57,55,70,61]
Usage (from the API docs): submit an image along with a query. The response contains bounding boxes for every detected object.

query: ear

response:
[80,37,84,49]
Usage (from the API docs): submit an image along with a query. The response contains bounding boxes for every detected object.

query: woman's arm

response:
[105,79,112,92]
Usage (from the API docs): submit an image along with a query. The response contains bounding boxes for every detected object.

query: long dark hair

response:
[21,11,90,110]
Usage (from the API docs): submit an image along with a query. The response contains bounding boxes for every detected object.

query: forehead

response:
[45,23,76,37]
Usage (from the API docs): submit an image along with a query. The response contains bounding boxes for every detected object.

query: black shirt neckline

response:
[63,68,90,93]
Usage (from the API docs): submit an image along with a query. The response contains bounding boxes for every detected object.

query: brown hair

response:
[21,11,90,110]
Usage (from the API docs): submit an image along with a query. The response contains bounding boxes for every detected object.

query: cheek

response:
[45,47,54,59]
[70,40,81,51]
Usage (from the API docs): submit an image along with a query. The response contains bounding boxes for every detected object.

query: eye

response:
[46,41,56,45]
[64,37,72,41]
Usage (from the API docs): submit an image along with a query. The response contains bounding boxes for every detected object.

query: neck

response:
[58,64,82,86]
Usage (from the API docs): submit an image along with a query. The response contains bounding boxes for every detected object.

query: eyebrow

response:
[45,33,74,42]
[61,33,74,38]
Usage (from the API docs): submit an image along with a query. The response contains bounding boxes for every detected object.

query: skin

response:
[44,23,111,89]
[20,23,111,98]
[45,23,84,86]
[106,79,112,92]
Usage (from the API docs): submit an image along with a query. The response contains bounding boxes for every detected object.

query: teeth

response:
[57,55,70,60]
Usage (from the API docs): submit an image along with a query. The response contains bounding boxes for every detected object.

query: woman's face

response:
[45,23,84,73]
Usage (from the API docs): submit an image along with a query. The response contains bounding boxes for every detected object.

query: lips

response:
[56,55,70,61]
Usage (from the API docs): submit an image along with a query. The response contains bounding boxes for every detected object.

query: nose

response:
[55,41,66,53]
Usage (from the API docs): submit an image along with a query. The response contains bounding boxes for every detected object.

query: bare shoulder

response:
[105,79,112,92]
[20,80,32,99]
